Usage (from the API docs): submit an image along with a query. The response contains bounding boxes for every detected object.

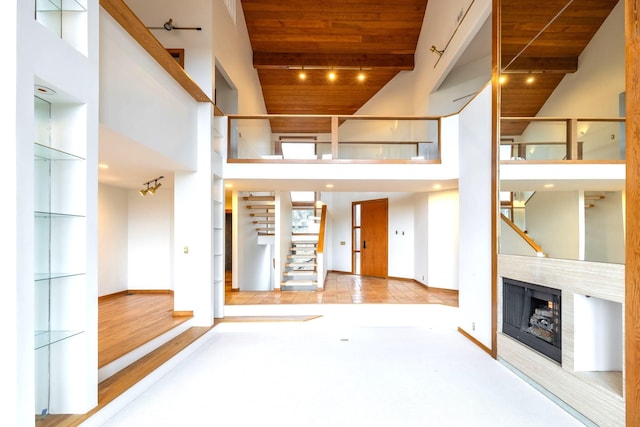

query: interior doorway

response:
[352,198,388,278]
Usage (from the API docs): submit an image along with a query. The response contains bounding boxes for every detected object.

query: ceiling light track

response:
[148,18,201,32]
[139,176,164,196]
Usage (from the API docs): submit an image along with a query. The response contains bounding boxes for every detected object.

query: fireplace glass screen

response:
[502,278,561,363]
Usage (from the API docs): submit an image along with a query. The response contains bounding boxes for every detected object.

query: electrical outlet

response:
[471,322,476,331]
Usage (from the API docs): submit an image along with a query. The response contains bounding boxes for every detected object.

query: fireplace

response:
[502,277,562,363]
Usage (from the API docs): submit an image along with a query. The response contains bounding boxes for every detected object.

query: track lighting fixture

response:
[148,18,202,31]
[139,176,164,197]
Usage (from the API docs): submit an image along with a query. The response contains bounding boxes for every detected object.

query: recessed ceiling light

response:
[35,84,56,95]
[433,184,442,190]
[225,183,233,188]
[499,75,507,84]
[328,71,336,81]
[357,72,365,82]
[544,183,554,188]
[98,163,109,169]
[325,184,334,188]
[526,75,535,84]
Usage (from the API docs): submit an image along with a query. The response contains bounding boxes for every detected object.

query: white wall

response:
[427,190,460,290]
[99,11,199,170]
[98,184,129,296]
[585,191,625,264]
[125,0,213,95]
[413,193,429,285]
[213,0,267,114]
[276,191,293,289]
[388,194,416,278]
[127,188,174,290]
[458,84,492,348]
[526,191,581,260]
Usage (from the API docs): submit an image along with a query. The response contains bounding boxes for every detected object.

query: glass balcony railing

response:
[500,117,625,162]
[226,115,441,162]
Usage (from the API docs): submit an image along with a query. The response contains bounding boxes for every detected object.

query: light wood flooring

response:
[37,272,457,426]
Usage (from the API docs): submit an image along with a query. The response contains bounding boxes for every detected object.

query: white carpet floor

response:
[93,304,586,427]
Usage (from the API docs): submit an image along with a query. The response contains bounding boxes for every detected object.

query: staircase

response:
[585,191,606,208]
[281,238,318,291]
[243,193,276,236]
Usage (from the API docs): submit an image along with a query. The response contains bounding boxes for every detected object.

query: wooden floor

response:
[37,272,457,426]
[226,271,459,306]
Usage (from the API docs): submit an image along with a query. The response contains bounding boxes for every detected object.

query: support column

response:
[625,0,640,424]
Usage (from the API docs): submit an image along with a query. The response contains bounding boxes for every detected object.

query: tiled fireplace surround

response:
[498,254,624,426]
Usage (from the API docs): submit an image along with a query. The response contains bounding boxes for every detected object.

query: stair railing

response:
[500,213,546,257]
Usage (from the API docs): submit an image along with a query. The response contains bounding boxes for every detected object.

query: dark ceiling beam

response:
[253,52,415,70]
[501,56,578,73]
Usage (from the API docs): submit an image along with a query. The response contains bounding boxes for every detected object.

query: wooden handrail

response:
[317,205,327,254]
[500,213,544,253]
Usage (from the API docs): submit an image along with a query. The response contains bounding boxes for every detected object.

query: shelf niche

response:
[573,294,623,396]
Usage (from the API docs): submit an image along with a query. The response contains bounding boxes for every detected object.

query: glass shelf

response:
[35,211,85,219]
[34,330,84,350]
[34,142,85,161]
[35,272,85,282]
[36,0,87,12]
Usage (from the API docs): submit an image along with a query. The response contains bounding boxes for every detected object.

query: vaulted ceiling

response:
[241,0,620,136]
[241,0,428,132]
[500,0,619,135]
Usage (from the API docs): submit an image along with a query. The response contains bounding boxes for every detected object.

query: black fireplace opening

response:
[502,277,562,364]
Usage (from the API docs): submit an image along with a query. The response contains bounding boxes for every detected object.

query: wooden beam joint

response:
[502,56,578,74]
[253,52,415,70]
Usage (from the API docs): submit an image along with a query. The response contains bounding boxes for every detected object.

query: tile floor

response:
[225,271,458,306]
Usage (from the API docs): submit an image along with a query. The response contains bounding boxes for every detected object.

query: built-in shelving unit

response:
[34,91,88,416]
[35,0,88,55]
[213,117,226,318]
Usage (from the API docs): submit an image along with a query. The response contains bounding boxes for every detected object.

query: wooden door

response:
[359,198,388,278]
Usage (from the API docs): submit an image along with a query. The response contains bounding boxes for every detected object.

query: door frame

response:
[352,198,388,277]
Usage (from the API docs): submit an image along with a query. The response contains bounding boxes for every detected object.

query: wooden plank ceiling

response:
[241,0,619,135]
[241,0,428,133]
[500,0,619,135]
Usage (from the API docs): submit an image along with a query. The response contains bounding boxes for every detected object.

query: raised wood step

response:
[38,326,212,426]
[253,220,275,225]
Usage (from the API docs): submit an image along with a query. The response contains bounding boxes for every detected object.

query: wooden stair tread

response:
[250,212,275,217]
[243,196,275,201]
[284,270,316,276]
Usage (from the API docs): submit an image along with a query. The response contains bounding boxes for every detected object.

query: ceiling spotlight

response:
[357,72,365,81]
[526,74,535,84]
[499,75,507,85]
[299,70,306,80]
[139,183,151,197]
[139,176,164,196]
[430,45,444,57]
[328,71,336,81]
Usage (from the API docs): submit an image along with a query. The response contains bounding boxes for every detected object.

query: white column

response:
[173,103,214,326]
